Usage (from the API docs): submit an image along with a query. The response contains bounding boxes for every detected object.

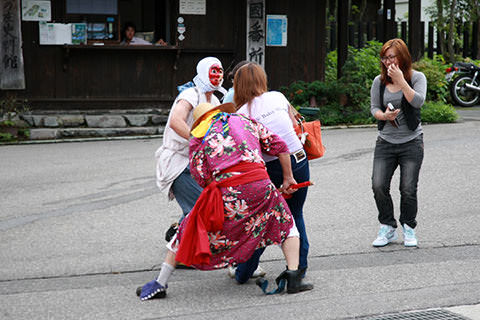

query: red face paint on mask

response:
[209,64,224,86]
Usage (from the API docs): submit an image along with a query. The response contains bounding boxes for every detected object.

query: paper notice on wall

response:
[266,15,287,46]
[39,22,72,45]
[179,0,206,15]
[71,23,87,44]
[22,1,51,21]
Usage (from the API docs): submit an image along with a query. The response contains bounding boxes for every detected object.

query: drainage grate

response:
[361,309,471,320]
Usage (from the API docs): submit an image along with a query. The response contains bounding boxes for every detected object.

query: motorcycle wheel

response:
[450,76,480,107]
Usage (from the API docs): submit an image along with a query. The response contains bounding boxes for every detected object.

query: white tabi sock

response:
[156,262,175,287]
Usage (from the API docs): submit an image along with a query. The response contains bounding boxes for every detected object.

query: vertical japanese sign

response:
[247,0,265,68]
[0,0,25,89]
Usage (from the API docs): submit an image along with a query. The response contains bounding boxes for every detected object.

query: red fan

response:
[281,181,314,199]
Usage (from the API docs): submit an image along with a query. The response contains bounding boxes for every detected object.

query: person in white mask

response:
[155,57,227,225]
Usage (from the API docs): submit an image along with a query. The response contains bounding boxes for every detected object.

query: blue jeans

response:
[171,166,203,218]
[236,154,310,283]
[372,135,424,229]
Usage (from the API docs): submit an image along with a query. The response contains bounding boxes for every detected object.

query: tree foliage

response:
[426,0,480,62]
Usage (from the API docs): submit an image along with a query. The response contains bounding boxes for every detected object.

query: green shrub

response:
[280,79,343,109]
[325,50,337,82]
[413,55,449,103]
[421,101,458,123]
[339,41,382,89]
[316,104,344,126]
[280,80,310,108]
[0,132,14,142]
[334,41,382,122]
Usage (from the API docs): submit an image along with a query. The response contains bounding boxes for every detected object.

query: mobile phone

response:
[387,103,400,128]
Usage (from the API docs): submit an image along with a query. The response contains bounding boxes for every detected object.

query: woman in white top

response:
[234,62,311,280]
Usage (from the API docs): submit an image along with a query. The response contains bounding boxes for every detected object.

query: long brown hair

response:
[380,38,412,84]
[233,62,268,109]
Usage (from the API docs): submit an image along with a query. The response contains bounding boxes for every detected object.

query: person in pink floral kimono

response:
[137,102,313,300]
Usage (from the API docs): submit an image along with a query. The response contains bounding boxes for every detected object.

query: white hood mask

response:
[193,57,227,95]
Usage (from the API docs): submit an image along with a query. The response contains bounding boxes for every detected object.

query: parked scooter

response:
[446,62,480,107]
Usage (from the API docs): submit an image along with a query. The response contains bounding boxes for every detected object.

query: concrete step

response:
[21,112,168,128]
[29,127,163,140]
[9,110,169,141]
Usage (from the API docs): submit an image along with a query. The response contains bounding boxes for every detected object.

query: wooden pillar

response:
[337,0,349,78]
[408,0,422,61]
[420,21,425,56]
[473,21,479,59]
[383,0,395,42]
[376,10,384,42]
[316,0,327,80]
[367,21,373,41]
[401,22,407,44]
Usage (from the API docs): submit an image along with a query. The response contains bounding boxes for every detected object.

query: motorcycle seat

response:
[456,62,480,71]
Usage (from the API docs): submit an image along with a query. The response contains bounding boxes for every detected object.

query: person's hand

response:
[387,64,405,86]
[279,175,298,194]
[384,107,400,120]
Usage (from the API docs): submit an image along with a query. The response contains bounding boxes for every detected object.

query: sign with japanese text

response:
[0,0,26,89]
[179,0,206,15]
[246,0,265,68]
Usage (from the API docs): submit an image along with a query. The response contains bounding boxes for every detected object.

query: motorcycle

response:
[446,62,480,107]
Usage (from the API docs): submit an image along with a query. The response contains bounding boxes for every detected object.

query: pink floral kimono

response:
[172,113,295,270]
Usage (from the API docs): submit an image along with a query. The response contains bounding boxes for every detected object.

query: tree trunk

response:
[436,0,446,57]
[477,19,480,58]
[447,0,457,63]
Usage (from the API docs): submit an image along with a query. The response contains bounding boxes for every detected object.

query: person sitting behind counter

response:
[121,21,167,46]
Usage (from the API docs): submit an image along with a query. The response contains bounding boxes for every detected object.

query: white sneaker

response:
[403,224,418,247]
[227,266,236,278]
[372,224,398,247]
[227,266,266,278]
[252,266,266,278]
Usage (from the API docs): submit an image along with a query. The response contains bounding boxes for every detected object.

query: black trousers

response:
[372,135,424,229]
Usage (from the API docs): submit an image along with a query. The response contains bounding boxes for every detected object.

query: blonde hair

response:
[233,62,268,109]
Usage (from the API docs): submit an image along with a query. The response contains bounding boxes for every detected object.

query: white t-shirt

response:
[237,91,303,162]
[155,87,220,195]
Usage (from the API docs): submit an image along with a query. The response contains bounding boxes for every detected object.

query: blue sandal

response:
[137,280,167,300]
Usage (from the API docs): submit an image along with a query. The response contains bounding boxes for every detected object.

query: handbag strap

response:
[288,104,308,144]
[289,104,306,131]
[288,104,305,126]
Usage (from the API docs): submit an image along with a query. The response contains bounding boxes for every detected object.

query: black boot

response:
[275,268,313,294]
[299,266,307,278]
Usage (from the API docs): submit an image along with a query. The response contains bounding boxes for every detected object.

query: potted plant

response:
[0,94,30,142]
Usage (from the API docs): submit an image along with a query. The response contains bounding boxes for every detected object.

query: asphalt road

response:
[1,118,479,319]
